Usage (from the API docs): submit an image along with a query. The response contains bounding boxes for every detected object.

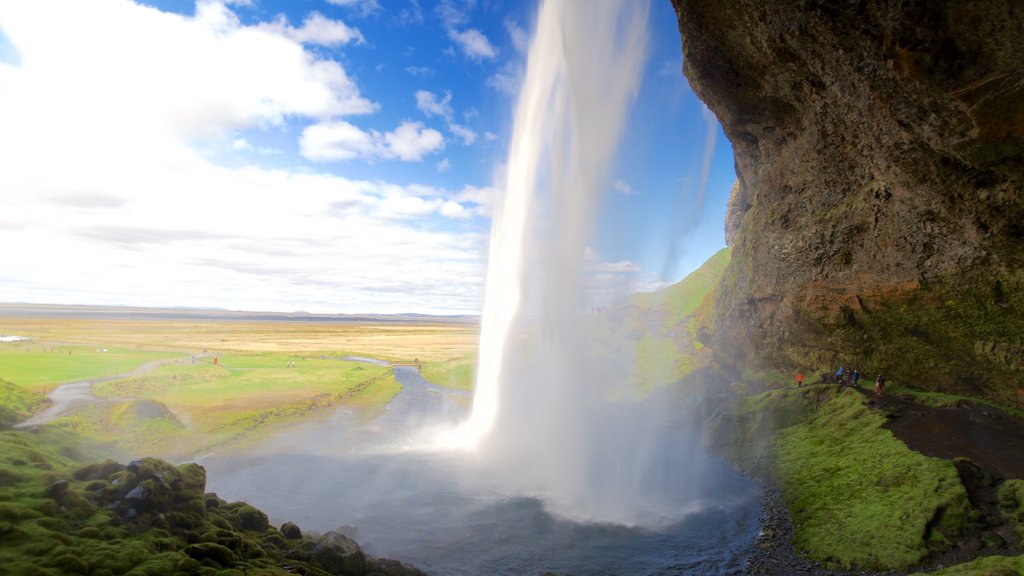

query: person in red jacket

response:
[795,372,805,387]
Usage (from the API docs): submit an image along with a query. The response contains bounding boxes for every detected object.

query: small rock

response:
[367,558,428,576]
[46,480,69,504]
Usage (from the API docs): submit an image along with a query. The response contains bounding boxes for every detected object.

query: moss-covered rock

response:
[0,428,419,575]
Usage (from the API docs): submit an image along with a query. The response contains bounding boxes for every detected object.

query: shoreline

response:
[743,479,904,576]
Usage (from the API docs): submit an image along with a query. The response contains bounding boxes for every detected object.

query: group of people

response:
[794,366,886,395]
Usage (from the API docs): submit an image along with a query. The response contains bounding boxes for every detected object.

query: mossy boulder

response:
[0,428,421,575]
[314,530,367,575]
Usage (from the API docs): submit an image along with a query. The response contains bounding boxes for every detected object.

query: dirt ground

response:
[866,389,1024,481]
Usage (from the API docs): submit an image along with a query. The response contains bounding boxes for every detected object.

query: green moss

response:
[709,387,974,571]
[775,392,970,570]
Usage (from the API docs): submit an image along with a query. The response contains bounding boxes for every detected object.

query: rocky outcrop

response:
[2,450,426,576]
[671,0,1024,405]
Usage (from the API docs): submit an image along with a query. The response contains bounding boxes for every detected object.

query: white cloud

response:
[260,12,365,46]
[435,0,468,29]
[326,0,382,18]
[232,137,254,151]
[0,0,376,145]
[300,120,445,162]
[449,28,497,61]
[415,90,453,119]
[437,158,451,172]
[487,61,522,95]
[448,123,477,145]
[385,121,446,161]
[415,90,477,145]
[0,0,487,315]
[484,131,498,142]
[505,19,528,54]
[456,185,501,217]
[406,66,434,77]
[613,179,637,196]
[396,0,424,26]
[300,121,379,161]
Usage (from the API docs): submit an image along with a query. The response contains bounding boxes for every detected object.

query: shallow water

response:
[201,367,761,575]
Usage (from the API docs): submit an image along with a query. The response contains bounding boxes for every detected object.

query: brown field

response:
[0,316,479,363]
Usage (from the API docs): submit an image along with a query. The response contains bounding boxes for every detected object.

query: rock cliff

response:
[671,0,1024,406]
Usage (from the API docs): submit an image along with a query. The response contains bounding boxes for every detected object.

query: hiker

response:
[795,372,805,387]
[835,366,845,384]
[875,374,885,395]
[852,369,860,386]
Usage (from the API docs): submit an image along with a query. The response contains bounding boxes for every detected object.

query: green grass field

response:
[0,316,478,456]
[0,342,182,392]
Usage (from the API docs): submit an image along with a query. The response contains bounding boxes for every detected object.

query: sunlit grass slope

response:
[707,386,990,571]
[622,247,731,388]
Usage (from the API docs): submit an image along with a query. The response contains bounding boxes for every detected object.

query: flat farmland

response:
[0,310,479,456]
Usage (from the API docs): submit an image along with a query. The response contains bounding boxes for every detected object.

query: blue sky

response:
[0,0,734,314]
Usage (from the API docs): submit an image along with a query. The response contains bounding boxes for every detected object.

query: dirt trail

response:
[843,384,1024,481]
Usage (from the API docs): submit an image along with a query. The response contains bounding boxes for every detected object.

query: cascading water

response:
[202,1,763,572]
[465,0,647,444]
[450,0,702,526]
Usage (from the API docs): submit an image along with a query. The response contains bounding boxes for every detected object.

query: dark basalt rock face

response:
[671,0,1024,405]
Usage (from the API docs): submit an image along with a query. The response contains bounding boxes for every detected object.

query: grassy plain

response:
[0,343,181,392]
[0,314,479,456]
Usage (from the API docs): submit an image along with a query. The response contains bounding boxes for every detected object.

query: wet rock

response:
[367,558,428,576]
[281,521,303,540]
[45,479,68,504]
[314,530,367,575]
[670,0,1024,406]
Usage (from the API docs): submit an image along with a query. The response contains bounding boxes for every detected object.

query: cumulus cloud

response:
[0,0,376,145]
[0,0,488,314]
[300,120,445,162]
[434,0,497,62]
[415,90,454,119]
[385,121,446,161]
[415,90,477,145]
[505,19,528,54]
[448,28,498,61]
[437,158,451,172]
[259,12,365,46]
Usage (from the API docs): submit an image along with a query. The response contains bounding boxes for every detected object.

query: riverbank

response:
[745,480,904,576]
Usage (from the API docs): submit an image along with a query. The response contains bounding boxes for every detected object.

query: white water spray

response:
[438,0,711,526]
